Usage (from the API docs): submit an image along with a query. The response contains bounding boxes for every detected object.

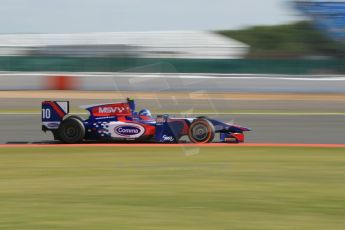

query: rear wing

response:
[42,101,69,131]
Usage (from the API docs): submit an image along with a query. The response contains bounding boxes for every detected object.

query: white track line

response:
[1,72,345,81]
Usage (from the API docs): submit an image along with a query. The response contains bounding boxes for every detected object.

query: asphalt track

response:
[1,114,344,144]
[2,143,345,148]
[0,92,344,145]
[2,96,345,113]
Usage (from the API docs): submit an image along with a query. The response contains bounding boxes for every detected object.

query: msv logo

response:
[115,125,142,136]
[99,106,125,113]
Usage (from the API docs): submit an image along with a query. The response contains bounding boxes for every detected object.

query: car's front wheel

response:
[57,117,85,144]
[188,118,215,143]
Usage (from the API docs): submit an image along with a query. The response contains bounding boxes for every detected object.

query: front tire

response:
[188,118,215,143]
[57,117,85,144]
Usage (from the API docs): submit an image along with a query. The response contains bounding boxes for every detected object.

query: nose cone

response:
[228,124,252,132]
[241,126,252,132]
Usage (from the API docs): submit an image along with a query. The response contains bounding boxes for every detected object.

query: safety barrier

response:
[1,57,345,74]
[1,72,345,93]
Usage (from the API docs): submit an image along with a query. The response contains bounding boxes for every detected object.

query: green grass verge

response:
[0,147,344,230]
[219,21,342,57]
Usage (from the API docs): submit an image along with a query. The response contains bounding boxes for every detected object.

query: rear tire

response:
[63,115,84,121]
[58,117,85,144]
[188,118,215,143]
[52,130,61,141]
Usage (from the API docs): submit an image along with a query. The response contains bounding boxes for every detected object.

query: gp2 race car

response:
[41,98,251,144]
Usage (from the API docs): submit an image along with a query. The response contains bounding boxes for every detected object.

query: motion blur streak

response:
[1,143,345,148]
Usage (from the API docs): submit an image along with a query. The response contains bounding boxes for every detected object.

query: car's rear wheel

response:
[188,118,215,143]
[63,115,84,121]
[52,130,61,141]
[58,117,85,144]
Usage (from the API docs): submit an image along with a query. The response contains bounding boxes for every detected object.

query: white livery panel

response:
[101,122,146,139]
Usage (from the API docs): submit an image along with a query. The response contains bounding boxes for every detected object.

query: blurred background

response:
[1,2,345,230]
[0,0,345,145]
[0,0,345,74]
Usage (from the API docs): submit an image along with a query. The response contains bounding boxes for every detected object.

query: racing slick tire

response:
[52,115,84,142]
[57,117,85,144]
[52,130,61,141]
[63,115,84,121]
[188,118,215,143]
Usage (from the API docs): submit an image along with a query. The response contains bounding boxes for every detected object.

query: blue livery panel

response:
[42,101,69,130]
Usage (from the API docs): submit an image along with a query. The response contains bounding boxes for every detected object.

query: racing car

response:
[41,98,251,144]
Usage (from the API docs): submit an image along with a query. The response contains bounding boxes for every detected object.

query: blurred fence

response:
[2,72,345,92]
[1,56,345,74]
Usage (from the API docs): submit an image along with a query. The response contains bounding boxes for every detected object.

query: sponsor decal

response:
[162,135,175,142]
[43,122,61,129]
[114,125,142,137]
[224,138,237,143]
[99,106,126,114]
[91,103,131,117]
[47,123,60,128]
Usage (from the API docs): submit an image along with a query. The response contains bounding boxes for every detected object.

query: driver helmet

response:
[139,109,152,118]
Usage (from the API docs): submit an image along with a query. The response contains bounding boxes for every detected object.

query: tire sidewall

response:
[188,118,215,143]
[58,118,85,144]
